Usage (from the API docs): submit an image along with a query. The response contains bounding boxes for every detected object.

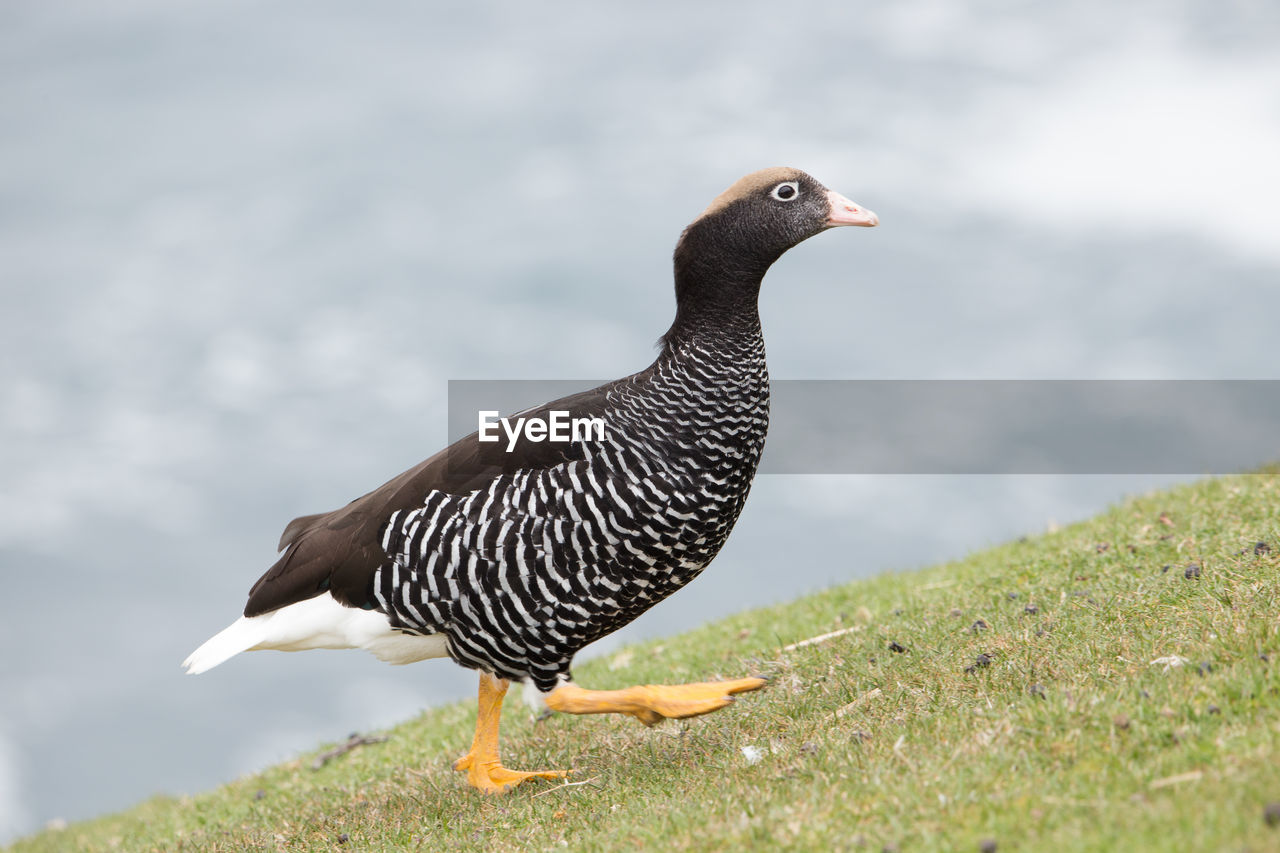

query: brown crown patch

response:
[693,167,812,222]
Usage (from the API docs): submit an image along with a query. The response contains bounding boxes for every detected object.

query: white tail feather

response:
[182,616,265,674]
[182,593,450,674]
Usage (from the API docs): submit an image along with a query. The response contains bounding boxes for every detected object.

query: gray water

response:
[2,0,1278,843]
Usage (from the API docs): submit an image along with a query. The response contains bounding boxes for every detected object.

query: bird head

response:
[673,167,878,295]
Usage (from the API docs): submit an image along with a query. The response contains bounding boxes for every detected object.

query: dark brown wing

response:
[242,380,624,617]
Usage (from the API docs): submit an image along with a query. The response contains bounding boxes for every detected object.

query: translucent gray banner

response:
[447,380,1280,475]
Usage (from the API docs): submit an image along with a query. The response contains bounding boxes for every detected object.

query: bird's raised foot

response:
[627,676,770,725]
[545,675,769,726]
[452,753,568,794]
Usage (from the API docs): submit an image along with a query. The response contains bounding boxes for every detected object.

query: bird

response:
[183,167,878,793]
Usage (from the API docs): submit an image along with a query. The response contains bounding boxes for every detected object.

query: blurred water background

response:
[2,0,1278,841]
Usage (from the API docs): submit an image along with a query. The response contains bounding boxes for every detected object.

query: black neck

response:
[661,217,777,351]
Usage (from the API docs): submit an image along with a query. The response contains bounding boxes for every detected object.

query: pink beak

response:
[825,189,879,227]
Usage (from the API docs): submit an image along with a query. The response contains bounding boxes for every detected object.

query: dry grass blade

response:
[780,626,862,652]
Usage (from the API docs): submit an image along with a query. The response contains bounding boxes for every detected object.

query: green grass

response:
[12,472,1280,852]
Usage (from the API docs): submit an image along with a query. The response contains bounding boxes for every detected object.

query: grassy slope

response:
[12,472,1280,852]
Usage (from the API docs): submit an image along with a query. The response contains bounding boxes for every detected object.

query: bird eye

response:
[770,181,800,202]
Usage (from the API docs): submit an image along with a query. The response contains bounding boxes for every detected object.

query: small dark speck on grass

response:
[1265,802,1280,827]
[1256,541,1272,556]
[1007,592,1019,600]
[1198,661,1213,676]
[800,741,820,755]
[969,619,989,634]
[1029,683,1046,699]
[254,790,265,801]
[1262,653,1271,664]
[979,839,998,853]
[1207,704,1221,715]
[966,653,993,673]
[888,641,908,654]
[1184,563,1202,579]
[1113,714,1130,731]
[337,833,349,844]
[1096,542,1110,553]
[1161,564,1171,574]
[1023,604,1039,615]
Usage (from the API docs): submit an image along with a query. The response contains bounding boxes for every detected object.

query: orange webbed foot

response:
[452,752,568,794]
[626,676,770,724]
[456,672,570,794]
[545,675,769,726]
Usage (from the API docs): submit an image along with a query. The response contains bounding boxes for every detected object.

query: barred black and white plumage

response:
[372,328,769,691]
[184,166,878,793]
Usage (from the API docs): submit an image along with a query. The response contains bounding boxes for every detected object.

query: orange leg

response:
[544,676,768,726]
[453,672,568,794]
